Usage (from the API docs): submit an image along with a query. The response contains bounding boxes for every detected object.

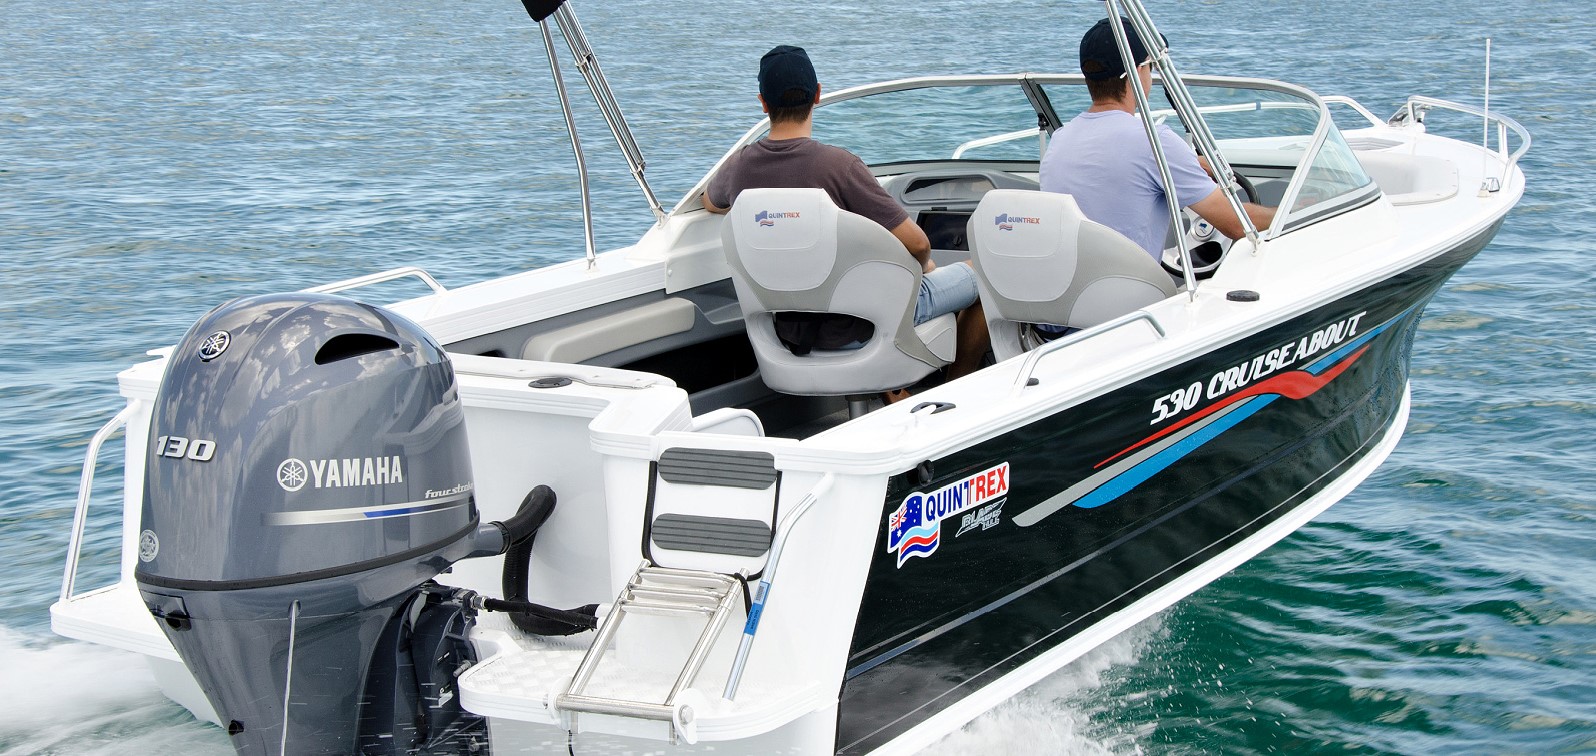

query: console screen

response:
[917,211,972,252]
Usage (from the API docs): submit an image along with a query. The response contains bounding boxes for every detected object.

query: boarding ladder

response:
[553,444,783,740]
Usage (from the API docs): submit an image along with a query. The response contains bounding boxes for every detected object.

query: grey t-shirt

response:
[707,137,908,230]
[708,137,907,352]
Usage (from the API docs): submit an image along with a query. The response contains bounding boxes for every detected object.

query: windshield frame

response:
[678,72,1377,240]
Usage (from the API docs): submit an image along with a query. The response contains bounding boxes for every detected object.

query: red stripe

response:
[1094,345,1370,470]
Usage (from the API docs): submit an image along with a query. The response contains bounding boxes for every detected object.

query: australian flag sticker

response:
[886,461,1010,568]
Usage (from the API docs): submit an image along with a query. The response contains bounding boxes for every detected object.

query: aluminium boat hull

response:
[838,223,1500,753]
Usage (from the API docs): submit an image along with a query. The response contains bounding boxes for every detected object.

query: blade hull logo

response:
[278,456,405,492]
[886,462,1010,568]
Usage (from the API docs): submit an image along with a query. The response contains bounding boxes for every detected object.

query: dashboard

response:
[875,162,1041,253]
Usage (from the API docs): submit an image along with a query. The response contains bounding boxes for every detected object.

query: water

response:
[2,0,1593,753]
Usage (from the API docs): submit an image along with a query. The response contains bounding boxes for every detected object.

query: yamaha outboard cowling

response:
[135,293,492,755]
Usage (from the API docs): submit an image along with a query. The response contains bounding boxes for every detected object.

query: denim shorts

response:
[828,262,979,351]
[914,262,979,325]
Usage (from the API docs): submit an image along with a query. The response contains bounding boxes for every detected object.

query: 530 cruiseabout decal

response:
[1151,311,1367,425]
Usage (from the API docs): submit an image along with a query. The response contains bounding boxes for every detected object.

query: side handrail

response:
[60,404,136,604]
[1390,95,1531,188]
[303,266,447,297]
[723,472,836,700]
[1011,310,1167,397]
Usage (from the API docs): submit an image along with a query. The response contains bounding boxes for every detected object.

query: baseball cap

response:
[759,45,819,107]
[1079,17,1168,81]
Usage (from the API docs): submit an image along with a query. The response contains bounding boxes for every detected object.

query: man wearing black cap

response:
[1040,18,1274,261]
[703,45,989,383]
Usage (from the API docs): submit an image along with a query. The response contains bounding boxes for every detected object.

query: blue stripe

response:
[1073,307,1417,511]
[362,502,459,519]
[1072,396,1276,509]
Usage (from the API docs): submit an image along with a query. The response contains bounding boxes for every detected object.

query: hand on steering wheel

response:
[1161,171,1260,281]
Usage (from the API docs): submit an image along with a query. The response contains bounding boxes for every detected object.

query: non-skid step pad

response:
[657,448,777,489]
[651,514,773,556]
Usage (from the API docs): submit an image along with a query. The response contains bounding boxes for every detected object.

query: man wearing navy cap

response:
[704,45,988,383]
[1040,18,1274,261]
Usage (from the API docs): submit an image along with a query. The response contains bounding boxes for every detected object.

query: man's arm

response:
[1188,188,1275,240]
[702,192,728,214]
[889,217,934,273]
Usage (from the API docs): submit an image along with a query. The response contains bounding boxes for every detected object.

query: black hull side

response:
[836,227,1501,754]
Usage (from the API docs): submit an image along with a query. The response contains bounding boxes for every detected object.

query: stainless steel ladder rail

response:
[554,563,741,734]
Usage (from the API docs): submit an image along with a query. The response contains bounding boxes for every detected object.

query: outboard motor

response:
[134,293,499,755]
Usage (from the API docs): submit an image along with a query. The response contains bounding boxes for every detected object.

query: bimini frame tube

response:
[1102,7,1198,297]
[535,15,598,267]
[519,0,667,269]
[1104,0,1264,279]
[550,5,667,224]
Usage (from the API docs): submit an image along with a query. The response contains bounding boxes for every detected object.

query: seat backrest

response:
[721,188,949,395]
[968,189,1176,361]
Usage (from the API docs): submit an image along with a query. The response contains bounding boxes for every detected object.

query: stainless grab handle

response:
[722,473,836,700]
[60,404,135,603]
[303,266,447,297]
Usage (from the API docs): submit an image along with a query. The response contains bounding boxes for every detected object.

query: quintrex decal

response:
[887,462,1010,568]
[993,213,1040,231]
[753,210,800,227]
[1013,308,1409,527]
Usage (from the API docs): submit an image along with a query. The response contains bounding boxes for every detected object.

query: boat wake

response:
[924,613,1167,755]
[0,628,225,756]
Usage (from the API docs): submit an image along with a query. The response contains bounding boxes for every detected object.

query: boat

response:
[49,0,1528,753]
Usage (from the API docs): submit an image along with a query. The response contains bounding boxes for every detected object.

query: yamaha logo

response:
[275,455,405,492]
[138,530,159,563]
[198,330,231,361]
[277,458,309,492]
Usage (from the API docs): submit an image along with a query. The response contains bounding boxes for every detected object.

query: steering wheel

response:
[1160,171,1260,281]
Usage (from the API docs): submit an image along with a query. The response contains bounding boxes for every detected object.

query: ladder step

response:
[555,693,676,721]
[624,599,718,616]
[638,567,737,588]
[627,585,725,604]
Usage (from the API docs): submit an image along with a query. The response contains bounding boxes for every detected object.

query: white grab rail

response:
[59,404,135,603]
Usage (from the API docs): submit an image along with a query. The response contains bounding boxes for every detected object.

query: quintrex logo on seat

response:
[993,213,1040,231]
[886,462,1010,568]
[753,210,800,227]
[276,456,405,492]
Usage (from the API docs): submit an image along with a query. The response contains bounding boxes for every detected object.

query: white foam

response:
[0,627,225,755]
[922,613,1166,755]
